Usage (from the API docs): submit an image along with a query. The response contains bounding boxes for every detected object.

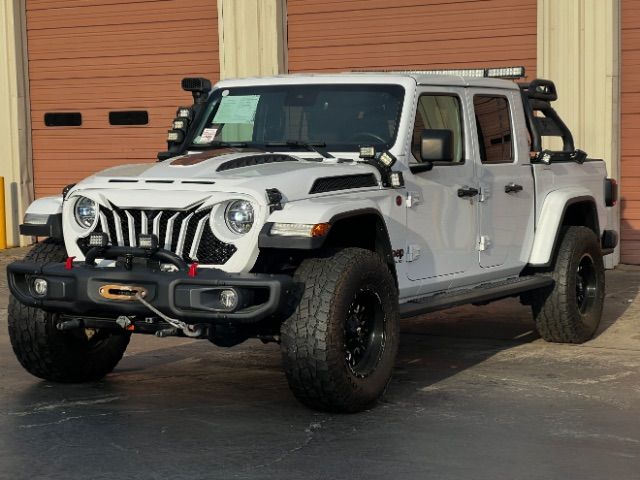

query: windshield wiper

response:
[191,140,250,150]
[265,140,334,159]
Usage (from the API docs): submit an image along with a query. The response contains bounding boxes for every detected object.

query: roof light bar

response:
[485,66,526,79]
[413,66,525,79]
[354,66,525,79]
[417,68,486,77]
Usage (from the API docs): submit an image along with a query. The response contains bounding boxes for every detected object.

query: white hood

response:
[70,150,382,205]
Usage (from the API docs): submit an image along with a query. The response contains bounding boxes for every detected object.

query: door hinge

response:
[406,191,421,208]
[478,235,491,251]
[479,186,488,202]
[406,244,421,262]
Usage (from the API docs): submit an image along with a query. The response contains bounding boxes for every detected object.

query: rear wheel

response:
[531,226,605,343]
[8,239,131,382]
[281,248,399,412]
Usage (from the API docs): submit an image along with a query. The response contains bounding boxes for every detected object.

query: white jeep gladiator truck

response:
[7,67,618,412]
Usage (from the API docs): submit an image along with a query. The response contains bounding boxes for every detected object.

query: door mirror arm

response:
[409,162,434,174]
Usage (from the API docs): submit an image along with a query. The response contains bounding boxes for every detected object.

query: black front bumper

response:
[7,260,293,324]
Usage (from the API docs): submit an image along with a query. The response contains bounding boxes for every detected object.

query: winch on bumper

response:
[7,245,293,324]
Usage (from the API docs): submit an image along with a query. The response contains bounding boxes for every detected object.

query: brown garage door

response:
[621,0,640,264]
[287,0,537,77]
[26,0,219,197]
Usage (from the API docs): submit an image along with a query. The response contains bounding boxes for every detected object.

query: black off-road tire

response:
[281,248,399,412]
[8,239,131,382]
[531,226,605,344]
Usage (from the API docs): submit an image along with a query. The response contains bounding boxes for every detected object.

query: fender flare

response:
[528,189,598,266]
[258,198,389,251]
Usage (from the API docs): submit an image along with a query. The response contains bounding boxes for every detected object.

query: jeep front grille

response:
[78,205,236,265]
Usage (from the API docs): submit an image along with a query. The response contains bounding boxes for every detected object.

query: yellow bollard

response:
[0,177,6,249]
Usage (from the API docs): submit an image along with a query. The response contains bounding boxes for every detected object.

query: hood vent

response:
[217,154,298,172]
[309,173,378,194]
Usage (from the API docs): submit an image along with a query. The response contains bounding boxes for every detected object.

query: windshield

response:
[189,84,405,152]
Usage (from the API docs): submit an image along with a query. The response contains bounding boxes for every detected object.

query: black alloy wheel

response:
[575,254,597,314]
[344,288,386,378]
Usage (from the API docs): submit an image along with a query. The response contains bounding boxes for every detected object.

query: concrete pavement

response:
[0,246,639,479]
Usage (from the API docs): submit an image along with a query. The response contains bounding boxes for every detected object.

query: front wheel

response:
[281,248,399,412]
[531,226,605,343]
[8,239,131,382]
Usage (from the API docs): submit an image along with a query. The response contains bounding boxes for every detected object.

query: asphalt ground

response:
[1,246,639,480]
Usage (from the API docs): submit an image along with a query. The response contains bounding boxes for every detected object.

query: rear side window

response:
[473,95,513,163]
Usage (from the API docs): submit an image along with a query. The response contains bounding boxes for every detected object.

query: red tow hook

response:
[188,262,199,278]
[64,256,76,270]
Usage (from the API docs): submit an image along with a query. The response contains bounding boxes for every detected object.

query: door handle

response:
[504,183,523,194]
[457,186,479,198]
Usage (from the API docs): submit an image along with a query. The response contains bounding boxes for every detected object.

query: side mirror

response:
[421,129,454,163]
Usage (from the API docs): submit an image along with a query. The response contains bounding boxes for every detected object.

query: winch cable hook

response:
[134,293,203,338]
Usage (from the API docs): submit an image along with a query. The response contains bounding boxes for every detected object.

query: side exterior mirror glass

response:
[420,129,454,163]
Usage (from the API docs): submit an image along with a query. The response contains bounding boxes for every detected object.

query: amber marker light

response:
[311,223,331,237]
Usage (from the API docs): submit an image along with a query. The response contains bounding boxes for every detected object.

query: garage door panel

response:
[27,0,218,198]
[31,130,173,151]
[29,76,208,108]
[28,55,217,81]
[290,36,535,59]
[288,0,534,16]
[289,27,535,50]
[26,0,216,30]
[288,0,537,77]
[28,0,170,10]
[621,0,640,262]
[289,8,534,36]
[27,28,218,62]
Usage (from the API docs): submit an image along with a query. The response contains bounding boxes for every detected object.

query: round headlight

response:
[74,196,97,229]
[225,200,254,235]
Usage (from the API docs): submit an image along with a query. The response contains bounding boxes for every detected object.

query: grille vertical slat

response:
[99,212,110,243]
[164,212,180,251]
[189,214,210,261]
[152,211,163,238]
[141,211,148,235]
[112,210,124,246]
[125,211,136,246]
[86,206,236,265]
[174,212,194,258]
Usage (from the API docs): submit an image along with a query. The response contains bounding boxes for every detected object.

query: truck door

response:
[404,89,477,293]
[470,90,534,272]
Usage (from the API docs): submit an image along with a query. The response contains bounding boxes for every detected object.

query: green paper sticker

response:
[213,95,260,124]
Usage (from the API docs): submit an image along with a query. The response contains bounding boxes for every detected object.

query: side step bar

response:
[399,275,554,319]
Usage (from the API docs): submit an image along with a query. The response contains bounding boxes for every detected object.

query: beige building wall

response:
[537,0,621,266]
[217,0,287,79]
[0,0,32,247]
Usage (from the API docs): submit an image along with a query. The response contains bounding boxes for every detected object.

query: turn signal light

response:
[310,223,331,237]
[605,178,618,207]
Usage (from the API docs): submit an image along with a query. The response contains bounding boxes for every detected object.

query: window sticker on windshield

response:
[193,127,218,145]
[213,95,260,124]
